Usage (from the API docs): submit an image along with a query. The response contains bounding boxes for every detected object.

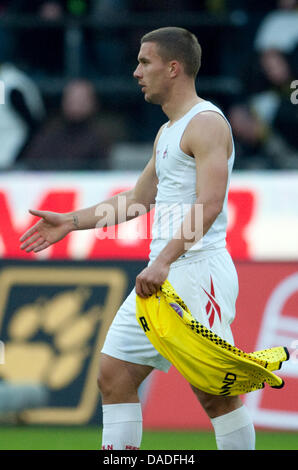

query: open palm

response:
[20,209,73,253]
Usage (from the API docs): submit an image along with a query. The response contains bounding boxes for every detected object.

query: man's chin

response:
[144,93,160,105]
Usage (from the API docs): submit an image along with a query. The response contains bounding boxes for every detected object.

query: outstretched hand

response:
[20,209,73,253]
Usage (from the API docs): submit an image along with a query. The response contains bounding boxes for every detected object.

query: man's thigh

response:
[101,288,171,372]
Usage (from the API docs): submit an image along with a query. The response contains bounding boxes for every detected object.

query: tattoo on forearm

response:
[72,215,79,229]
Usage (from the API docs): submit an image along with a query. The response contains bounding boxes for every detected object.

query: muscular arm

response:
[65,155,158,231]
[136,112,232,297]
[156,111,231,264]
[20,125,163,253]
[66,126,163,231]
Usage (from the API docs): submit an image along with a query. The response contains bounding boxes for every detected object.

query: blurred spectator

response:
[0,63,45,169]
[20,79,127,170]
[228,103,276,170]
[228,0,298,169]
[233,0,298,95]
[254,0,298,54]
[264,46,298,168]
[229,46,298,170]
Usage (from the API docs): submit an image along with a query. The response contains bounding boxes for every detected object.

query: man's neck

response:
[161,86,204,125]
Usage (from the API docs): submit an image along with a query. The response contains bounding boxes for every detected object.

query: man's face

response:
[133,42,171,104]
[62,82,97,122]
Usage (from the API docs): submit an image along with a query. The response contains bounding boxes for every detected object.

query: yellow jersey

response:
[136,280,289,396]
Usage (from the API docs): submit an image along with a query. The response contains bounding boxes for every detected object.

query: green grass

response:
[0,426,297,450]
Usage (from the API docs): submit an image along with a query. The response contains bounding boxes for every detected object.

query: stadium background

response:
[0,0,298,450]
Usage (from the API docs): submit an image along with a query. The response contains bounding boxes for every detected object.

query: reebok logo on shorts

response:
[202,276,221,328]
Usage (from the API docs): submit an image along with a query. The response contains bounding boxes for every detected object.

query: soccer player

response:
[20,27,255,450]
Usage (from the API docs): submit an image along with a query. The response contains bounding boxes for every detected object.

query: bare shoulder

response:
[154,122,167,145]
[190,110,230,132]
[152,122,167,160]
[181,111,232,158]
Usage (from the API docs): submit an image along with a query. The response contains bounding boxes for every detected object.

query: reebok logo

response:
[202,276,221,328]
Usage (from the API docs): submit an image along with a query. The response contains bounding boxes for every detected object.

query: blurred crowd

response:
[228,0,298,169]
[0,0,297,171]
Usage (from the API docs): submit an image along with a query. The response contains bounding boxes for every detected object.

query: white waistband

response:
[148,247,228,268]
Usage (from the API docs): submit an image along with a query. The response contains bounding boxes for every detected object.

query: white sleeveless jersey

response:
[149,100,235,263]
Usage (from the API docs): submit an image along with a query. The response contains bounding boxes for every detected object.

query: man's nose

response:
[133,64,142,79]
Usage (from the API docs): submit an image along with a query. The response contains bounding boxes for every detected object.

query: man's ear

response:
[169,61,180,78]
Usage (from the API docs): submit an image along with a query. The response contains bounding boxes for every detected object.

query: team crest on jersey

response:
[162,145,168,159]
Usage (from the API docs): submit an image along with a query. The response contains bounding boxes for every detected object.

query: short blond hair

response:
[141,26,202,78]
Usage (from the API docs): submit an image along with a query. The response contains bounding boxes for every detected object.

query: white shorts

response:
[101,248,239,373]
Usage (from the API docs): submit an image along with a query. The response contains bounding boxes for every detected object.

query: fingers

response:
[19,209,53,254]
[136,276,159,298]
[32,240,51,253]
[21,236,50,253]
[20,209,45,243]
[19,224,39,243]
[20,233,40,250]
[136,262,169,299]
